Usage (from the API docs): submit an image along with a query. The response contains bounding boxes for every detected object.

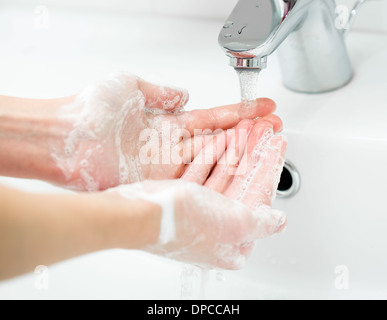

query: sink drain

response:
[277,160,301,198]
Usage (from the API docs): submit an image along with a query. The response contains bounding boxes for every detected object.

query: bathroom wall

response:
[4,0,387,32]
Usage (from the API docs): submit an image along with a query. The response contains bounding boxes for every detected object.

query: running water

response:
[180,265,227,300]
[180,265,210,299]
[236,68,261,103]
[179,69,260,300]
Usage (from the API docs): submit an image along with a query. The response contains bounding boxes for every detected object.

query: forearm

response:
[0,185,161,281]
[0,96,74,185]
[0,96,74,117]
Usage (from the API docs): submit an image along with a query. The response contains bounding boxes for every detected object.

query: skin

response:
[141,120,287,269]
[0,77,285,281]
[0,93,281,189]
[0,185,162,280]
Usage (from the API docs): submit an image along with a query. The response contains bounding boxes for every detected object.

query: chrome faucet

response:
[218,0,354,93]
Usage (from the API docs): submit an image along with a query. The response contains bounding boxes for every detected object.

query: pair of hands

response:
[115,118,287,270]
[54,73,287,270]
[53,72,282,191]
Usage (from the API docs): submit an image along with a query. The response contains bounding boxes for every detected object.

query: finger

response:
[204,120,255,193]
[242,135,287,209]
[250,205,287,240]
[222,133,288,241]
[180,98,276,135]
[213,243,248,271]
[224,120,275,201]
[138,80,189,112]
[260,114,283,133]
[181,136,208,165]
[231,204,287,242]
[181,127,235,165]
[226,134,287,210]
[213,229,276,270]
[219,202,286,245]
[240,242,255,257]
[247,135,287,208]
[181,131,227,185]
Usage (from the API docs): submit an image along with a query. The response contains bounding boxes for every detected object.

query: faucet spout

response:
[219,0,353,93]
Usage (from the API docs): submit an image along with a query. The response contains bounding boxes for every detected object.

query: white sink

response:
[0,5,386,299]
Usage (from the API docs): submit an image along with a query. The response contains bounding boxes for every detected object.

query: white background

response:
[0,0,387,300]
[4,0,387,32]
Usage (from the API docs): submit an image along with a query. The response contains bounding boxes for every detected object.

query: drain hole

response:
[278,167,293,192]
[277,160,301,198]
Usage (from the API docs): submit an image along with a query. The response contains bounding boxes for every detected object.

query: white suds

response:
[50,73,190,191]
[117,184,176,245]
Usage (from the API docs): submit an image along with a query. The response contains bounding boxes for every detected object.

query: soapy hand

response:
[113,118,287,270]
[51,72,279,191]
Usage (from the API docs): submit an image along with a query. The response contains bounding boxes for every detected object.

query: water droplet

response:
[85,149,92,158]
[224,34,232,38]
[96,145,104,153]
[216,272,226,282]
[223,21,234,29]
[64,147,72,156]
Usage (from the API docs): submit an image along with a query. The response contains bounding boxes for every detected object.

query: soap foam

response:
[117,183,176,245]
[50,73,190,191]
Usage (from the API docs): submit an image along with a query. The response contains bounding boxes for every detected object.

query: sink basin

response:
[0,5,386,299]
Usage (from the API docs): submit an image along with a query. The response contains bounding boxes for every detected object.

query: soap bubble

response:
[80,159,89,168]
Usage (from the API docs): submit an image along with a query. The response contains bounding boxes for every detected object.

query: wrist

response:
[0,113,72,184]
[48,94,123,192]
[0,95,78,185]
[93,192,162,250]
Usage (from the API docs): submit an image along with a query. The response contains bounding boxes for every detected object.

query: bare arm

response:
[0,74,279,191]
[0,114,287,280]
[0,185,161,281]
[0,96,76,185]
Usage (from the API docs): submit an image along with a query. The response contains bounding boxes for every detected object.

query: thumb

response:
[139,79,189,112]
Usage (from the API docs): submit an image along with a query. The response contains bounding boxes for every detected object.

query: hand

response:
[51,72,279,191]
[111,118,287,270]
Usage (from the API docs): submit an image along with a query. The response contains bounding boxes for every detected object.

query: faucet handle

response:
[342,0,382,35]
